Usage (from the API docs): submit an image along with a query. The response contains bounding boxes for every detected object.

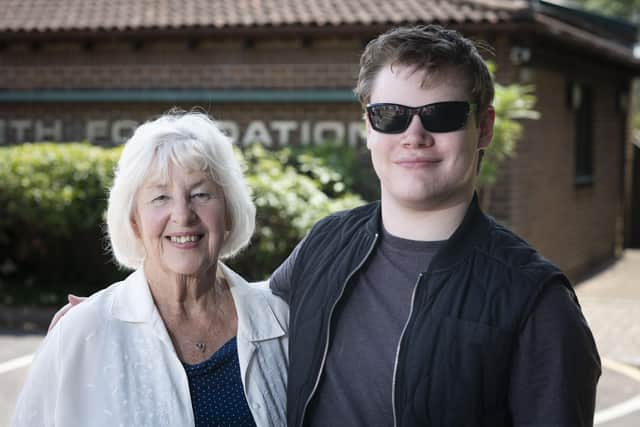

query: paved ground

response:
[576,249,640,426]
[0,333,42,426]
[577,250,640,367]
[0,250,639,426]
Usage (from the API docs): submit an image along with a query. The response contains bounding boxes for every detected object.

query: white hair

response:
[106,111,255,270]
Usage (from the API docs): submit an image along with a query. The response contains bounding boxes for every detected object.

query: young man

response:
[270,25,600,426]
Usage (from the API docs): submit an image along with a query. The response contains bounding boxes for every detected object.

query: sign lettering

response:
[0,119,366,147]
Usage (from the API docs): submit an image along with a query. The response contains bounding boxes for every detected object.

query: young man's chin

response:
[391,189,474,212]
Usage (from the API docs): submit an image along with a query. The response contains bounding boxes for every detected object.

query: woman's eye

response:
[192,192,211,200]
[151,195,169,203]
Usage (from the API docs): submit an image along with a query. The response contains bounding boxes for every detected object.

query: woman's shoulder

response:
[249,280,288,315]
[36,276,133,368]
[55,273,135,336]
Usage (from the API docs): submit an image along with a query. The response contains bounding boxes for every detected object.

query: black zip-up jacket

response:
[286,195,577,427]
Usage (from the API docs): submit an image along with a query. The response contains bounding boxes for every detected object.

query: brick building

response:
[0,0,638,280]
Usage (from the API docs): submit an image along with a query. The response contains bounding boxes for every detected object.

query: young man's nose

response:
[401,114,434,147]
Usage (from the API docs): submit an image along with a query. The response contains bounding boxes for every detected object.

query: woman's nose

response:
[172,198,196,225]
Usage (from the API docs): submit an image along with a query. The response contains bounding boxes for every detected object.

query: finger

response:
[67,294,86,306]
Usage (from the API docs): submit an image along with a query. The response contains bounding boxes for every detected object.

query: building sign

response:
[0,119,366,146]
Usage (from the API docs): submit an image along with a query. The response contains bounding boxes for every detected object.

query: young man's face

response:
[366,64,494,212]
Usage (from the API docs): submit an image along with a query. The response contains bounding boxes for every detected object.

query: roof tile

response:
[0,0,529,33]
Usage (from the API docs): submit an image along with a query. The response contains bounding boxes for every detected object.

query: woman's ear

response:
[130,213,141,239]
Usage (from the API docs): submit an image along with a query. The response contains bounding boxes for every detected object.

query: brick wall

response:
[507,66,626,280]
[0,38,360,90]
[0,36,365,146]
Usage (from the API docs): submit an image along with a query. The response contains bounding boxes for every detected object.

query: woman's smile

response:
[166,233,205,247]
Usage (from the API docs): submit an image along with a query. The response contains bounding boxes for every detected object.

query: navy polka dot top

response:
[183,337,256,427]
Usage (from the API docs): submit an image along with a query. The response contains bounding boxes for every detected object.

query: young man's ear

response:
[477,106,495,150]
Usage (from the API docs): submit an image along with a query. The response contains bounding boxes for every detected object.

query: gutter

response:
[531,12,640,71]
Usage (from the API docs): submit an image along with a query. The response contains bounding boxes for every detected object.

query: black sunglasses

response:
[366,101,476,134]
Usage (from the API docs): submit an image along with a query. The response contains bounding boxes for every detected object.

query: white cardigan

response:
[12,263,288,427]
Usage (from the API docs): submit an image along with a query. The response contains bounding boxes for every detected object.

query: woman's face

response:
[132,164,226,279]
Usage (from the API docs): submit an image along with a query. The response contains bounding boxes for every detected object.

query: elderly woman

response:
[12,112,288,427]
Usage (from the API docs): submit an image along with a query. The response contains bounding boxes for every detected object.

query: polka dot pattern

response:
[183,337,256,427]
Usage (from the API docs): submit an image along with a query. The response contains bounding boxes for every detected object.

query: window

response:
[571,82,594,185]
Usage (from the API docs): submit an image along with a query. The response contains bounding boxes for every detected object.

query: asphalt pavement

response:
[576,249,640,426]
[0,250,639,426]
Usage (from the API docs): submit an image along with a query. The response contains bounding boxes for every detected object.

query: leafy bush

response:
[0,143,121,237]
[478,82,539,189]
[289,142,379,201]
[0,142,364,304]
[229,144,364,279]
[477,64,540,211]
[0,143,123,304]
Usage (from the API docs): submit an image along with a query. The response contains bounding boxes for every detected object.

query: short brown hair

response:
[354,25,494,114]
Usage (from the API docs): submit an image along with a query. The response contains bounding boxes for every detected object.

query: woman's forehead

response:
[142,163,213,188]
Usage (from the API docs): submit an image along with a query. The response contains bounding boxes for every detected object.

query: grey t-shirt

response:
[270,227,444,427]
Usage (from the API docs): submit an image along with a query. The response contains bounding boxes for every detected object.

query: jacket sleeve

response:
[269,236,305,303]
[509,281,601,426]
[11,324,62,427]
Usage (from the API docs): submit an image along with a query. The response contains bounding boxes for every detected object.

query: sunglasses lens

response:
[420,102,471,133]
[367,104,411,134]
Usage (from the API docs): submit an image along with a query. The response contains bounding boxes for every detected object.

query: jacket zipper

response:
[299,232,379,427]
[391,272,424,427]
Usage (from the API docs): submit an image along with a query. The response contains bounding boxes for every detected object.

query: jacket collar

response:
[219,262,287,342]
[364,193,491,271]
[110,268,156,323]
[111,264,286,343]
[432,193,492,271]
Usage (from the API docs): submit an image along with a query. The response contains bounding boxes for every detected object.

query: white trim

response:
[603,357,640,382]
[593,357,640,424]
[0,354,33,374]
[594,394,640,424]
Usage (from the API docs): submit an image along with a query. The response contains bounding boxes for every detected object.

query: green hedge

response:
[230,144,366,279]
[0,142,365,305]
[0,143,120,237]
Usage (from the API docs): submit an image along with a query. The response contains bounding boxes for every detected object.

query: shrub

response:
[478,64,540,211]
[0,143,123,304]
[229,144,364,279]
[289,142,379,201]
[0,143,120,237]
[0,142,364,304]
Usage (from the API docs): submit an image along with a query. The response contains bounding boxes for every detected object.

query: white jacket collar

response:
[110,268,155,323]
[110,264,286,343]
[218,262,286,342]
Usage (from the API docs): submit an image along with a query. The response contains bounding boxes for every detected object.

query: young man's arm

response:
[509,282,601,426]
[269,237,305,303]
